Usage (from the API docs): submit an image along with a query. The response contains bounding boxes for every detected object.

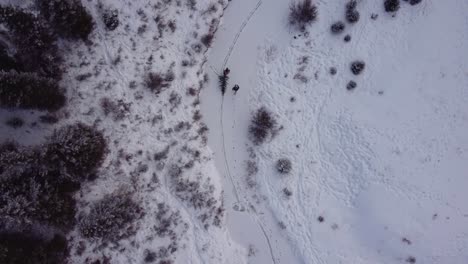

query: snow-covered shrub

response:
[0,71,65,111]
[248,107,277,145]
[384,0,400,13]
[46,123,107,177]
[103,9,119,31]
[37,0,94,40]
[0,232,68,264]
[350,60,365,75]
[145,72,173,95]
[330,21,345,34]
[5,117,24,129]
[344,34,351,42]
[79,191,141,240]
[276,158,292,174]
[289,0,317,31]
[0,5,61,78]
[345,1,360,24]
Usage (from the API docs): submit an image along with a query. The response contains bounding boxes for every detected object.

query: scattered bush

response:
[384,0,400,12]
[289,0,317,31]
[0,71,65,111]
[0,232,68,264]
[103,9,119,31]
[37,0,94,40]
[248,107,277,145]
[5,117,24,128]
[329,67,337,75]
[46,123,107,178]
[345,0,360,24]
[347,80,357,90]
[145,72,173,95]
[350,60,365,75]
[330,21,345,34]
[276,158,292,174]
[0,6,61,78]
[79,190,141,240]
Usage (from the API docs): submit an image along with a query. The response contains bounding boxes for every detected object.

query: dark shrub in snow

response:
[289,0,317,31]
[79,191,141,240]
[5,117,24,129]
[37,0,94,40]
[408,0,422,5]
[330,21,345,34]
[0,71,65,111]
[347,80,357,90]
[329,67,337,75]
[345,1,360,24]
[46,123,107,177]
[248,107,277,145]
[103,9,119,31]
[276,158,292,174]
[384,0,400,12]
[0,6,61,78]
[201,33,214,47]
[145,72,173,95]
[344,35,351,42]
[346,10,360,23]
[350,60,365,75]
[0,232,68,264]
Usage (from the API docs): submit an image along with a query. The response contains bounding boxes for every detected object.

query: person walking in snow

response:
[232,84,239,95]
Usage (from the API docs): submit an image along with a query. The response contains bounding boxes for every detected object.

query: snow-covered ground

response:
[202,0,468,263]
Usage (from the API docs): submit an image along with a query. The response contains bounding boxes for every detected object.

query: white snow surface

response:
[201,0,468,264]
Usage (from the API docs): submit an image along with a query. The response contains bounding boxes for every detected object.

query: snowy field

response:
[202,0,468,263]
[0,0,467,263]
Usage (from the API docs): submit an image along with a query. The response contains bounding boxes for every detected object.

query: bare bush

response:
[79,190,141,240]
[289,0,317,31]
[248,107,277,145]
[145,72,174,95]
[0,71,65,111]
[276,158,292,174]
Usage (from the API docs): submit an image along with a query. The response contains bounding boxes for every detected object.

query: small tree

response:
[37,0,94,40]
[0,71,65,111]
[289,0,317,31]
[345,1,360,24]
